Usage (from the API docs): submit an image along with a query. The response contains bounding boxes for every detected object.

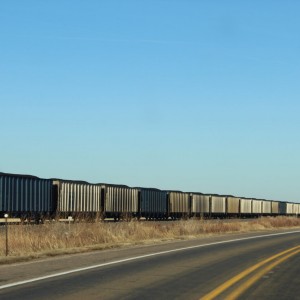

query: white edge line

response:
[1,230,299,290]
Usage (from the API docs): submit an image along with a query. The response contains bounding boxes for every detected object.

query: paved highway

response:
[0,229,299,299]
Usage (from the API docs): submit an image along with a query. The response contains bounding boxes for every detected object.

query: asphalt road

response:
[0,229,300,300]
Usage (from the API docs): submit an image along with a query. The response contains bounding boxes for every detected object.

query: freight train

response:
[1,172,299,221]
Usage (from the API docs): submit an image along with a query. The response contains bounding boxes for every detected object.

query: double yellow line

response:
[201,245,300,300]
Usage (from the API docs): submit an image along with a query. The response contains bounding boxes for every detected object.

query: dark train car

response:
[0,172,53,220]
[137,187,167,219]
[279,201,287,215]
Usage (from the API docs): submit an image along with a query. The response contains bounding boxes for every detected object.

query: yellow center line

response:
[200,245,300,300]
[225,249,300,300]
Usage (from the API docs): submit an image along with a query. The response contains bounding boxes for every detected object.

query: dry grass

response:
[1,217,300,263]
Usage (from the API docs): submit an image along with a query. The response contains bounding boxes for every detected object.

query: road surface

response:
[0,229,299,299]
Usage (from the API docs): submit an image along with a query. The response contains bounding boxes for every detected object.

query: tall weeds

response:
[0,217,299,260]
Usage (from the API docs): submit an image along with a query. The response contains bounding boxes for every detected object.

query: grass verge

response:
[1,217,300,264]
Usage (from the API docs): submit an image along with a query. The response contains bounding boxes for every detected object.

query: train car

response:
[138,188,167,219]
[286,203,294,215]
[167,191,190,219]
[240,198,252,216]
[211,195,226,216]
[262,200,272,215]
[271,201,280,215]
[53,179,103,219]
[252,199,262,216]
[226,197,240,217]
[279,201,287,215]
[0,172,53,220]
[103,185,139,219]
[292,203,300,216]
[190,193,210,218]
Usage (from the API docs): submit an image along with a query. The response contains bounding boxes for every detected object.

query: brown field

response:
[1,217,300,264]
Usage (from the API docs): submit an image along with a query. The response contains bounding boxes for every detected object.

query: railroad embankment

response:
[1,217,300,264]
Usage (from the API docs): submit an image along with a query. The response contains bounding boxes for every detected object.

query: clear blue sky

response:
[1,1,299,202]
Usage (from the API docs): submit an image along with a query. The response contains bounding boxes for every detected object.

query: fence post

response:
[4,214,8,256]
